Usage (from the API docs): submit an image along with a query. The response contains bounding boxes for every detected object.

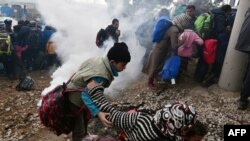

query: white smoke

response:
[38,0,146,96]
[37,0,232,96]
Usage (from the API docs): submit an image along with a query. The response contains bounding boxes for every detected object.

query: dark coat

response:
[142,25,180,78]
[211,8,228,35]
[235,8,250,53]
[105,25,119,43]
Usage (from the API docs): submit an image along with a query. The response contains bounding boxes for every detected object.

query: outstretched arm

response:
[88,85,138,129]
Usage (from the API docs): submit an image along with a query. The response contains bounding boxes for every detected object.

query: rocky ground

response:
[0,68,250,141]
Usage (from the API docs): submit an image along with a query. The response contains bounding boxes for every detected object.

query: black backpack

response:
[96,28,108,48]
[16,76,35,91]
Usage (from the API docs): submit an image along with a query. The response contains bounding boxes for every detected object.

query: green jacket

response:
[0,33,11,55]
[67,56,114,107]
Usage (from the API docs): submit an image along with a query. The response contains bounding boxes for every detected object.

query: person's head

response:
[29,20,37,27]
[200,4,210,13]
[18,20,24,26]
[153,101,197,140]
[183,120,208,141]
[172,13,192,31]
[107,42,131,72]
[158,8,170,17]
[186,5,196,18]
[221,4,232,16]
[4,19,12,27]
[112,18,119,29]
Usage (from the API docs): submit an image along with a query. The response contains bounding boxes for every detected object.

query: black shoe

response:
[238,101,248,110]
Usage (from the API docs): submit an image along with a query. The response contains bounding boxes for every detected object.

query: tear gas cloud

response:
[38,0,149,96]
[38,0,232,96]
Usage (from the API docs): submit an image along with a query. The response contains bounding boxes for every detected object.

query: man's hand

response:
[97,112,112,127]
[116,29,120,36]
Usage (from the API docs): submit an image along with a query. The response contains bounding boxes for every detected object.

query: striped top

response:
[88,86,175,141]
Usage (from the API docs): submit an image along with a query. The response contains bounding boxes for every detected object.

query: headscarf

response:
[153,101,197,140]
[172,13,192,31]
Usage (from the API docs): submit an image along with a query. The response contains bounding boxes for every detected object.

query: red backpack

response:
[38,82,91,136]
[203,39,218,64]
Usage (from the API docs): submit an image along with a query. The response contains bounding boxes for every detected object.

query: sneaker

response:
[238,101,248,110]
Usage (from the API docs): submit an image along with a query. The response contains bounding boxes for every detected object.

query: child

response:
[66,42,131,141]
[177,29,204,73]
[87,85,197,141]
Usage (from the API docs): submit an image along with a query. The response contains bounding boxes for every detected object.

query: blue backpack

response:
[161,54,181,80]
[152,16,172,43]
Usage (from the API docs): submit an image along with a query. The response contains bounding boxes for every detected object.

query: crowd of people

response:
[1,2,250,141]
[0,19,59,80]
[138,4,234,90]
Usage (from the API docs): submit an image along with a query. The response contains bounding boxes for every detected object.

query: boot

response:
[148,77,156,89]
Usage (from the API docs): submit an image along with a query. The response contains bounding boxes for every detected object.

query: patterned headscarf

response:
[153,101,196,140]
[172,13,192,31]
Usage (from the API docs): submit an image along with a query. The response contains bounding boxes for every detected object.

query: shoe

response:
[238,101,248,110]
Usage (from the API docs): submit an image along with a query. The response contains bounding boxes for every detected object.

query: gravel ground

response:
[0,70,249,141]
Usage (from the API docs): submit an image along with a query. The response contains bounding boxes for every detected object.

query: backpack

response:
[38,81,91,135]
[161,54,181,80]
[96,28,108,48]
[152,16,172,43]
[203,39,218,64]
[16,76,35,91]
[194,13,214,39]
[0,32,11,56]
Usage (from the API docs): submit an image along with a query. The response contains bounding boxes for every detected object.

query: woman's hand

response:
[97,112,112,127]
